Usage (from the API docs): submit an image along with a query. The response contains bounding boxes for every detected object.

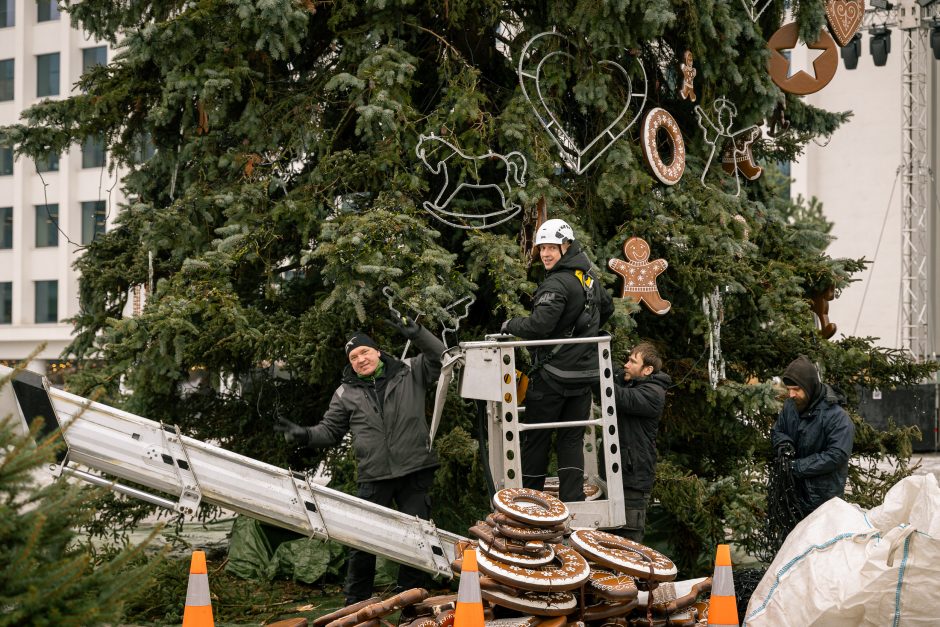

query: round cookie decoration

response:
[768,23,839,95]
[608,237,671,315]
[492,487,569,527]
[641,108,686,186]
[569,529,677,581]
[825,0,865,48]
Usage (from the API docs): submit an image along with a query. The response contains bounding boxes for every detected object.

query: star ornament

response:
[767,23,839,96]
[781,39,826,80]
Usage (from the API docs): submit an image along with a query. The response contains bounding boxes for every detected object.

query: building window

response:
[0,58,12,101]
[0,282,11,324]
[35,280,57,323]
[35,152,59,173]
[37,0,59,22]
[82,135,105,168]
[1,206,11,248]
[82,46,107,73]
[35,204,59,247]
[81,200,106,245]
[0,145,12,175]
[0,0,14,28]
[36,53,60,97]
[133,133,156,164]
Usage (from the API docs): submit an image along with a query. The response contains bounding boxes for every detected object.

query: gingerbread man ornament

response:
[608,237,671,315]
[680,50,697,102]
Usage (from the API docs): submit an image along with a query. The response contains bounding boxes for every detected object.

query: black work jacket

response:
[506,244,614,384]
[771,384,855,514]
[614,370,671,493]
[304,326,444,482]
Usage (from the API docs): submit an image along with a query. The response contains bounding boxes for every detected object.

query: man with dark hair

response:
[275,318,443,605]
[610,341,670,541]
[501,219,614,502]
[771,355,855,518]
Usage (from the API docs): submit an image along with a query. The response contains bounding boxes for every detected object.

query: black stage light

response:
[841,32,863,69]
[870,25,892,67]
[932,20,940,61]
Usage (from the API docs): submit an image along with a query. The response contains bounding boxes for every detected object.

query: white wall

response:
[789,27,938,351]
[0,0,125,371]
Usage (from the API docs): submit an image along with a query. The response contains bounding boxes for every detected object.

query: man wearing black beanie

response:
[275,317,444,605]
[771,355,855,519]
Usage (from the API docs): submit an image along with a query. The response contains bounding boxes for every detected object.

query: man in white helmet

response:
[501,219,614,502]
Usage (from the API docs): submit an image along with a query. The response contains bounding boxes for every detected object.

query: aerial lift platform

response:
[0,334,625,577]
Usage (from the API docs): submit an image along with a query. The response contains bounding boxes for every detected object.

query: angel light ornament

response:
[694,97,761,197]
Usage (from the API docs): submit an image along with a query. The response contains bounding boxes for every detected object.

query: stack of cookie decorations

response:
[452,488,714,626]
[569,529,711,626]
[454,488,588,620]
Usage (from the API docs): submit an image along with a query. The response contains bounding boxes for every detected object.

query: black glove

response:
[775,441,796,460]
[274,416,310,446]
[386,315,422,339]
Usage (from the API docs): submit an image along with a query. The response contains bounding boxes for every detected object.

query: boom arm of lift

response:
[0,365,463,579]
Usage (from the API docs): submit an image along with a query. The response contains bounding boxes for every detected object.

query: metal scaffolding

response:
[866,1,937,359]
[900,22,931,358]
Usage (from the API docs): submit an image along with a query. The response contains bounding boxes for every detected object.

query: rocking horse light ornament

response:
[518,31,648,175]
[415,134,528,230]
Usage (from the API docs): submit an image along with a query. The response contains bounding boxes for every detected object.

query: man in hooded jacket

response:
[275,318,443,605]
[771,355,855,517]
[611,341,671,542]
[502,219,614,502]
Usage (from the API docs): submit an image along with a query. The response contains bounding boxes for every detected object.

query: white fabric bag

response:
[744,473,940,626]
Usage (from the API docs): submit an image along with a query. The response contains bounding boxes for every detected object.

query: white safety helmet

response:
[534,219,575,246]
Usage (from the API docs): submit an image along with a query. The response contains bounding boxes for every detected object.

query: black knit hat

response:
[782,355,820,401]
[344,332,380,356]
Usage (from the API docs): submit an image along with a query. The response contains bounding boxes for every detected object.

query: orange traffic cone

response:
[182,550,214,627]
[454,548,484,627]
[707,544,738,626]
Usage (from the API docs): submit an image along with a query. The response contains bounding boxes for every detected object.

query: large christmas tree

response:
[3,0,934,572]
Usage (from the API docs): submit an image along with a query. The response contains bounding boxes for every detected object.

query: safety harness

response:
[531,268,601,384]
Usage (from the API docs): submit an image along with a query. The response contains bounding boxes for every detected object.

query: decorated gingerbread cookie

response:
[825,0,864,47]
[680,50,697,102]
[767,24,838,95]
[608,237,671,315]
[720,126,762,181]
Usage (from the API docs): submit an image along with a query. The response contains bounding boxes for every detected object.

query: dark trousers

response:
[521,377,589,502]
[343,468,435,604]
[609,488,650,542]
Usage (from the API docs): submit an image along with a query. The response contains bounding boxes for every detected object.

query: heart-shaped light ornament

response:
[825,0,864,47]
[518,32,648,175]
[741,0,774,22]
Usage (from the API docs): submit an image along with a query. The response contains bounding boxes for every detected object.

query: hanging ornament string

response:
[415,133,528,230]
[440,294,475,348]
[382,286,424,359]
[702,287,726,389]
